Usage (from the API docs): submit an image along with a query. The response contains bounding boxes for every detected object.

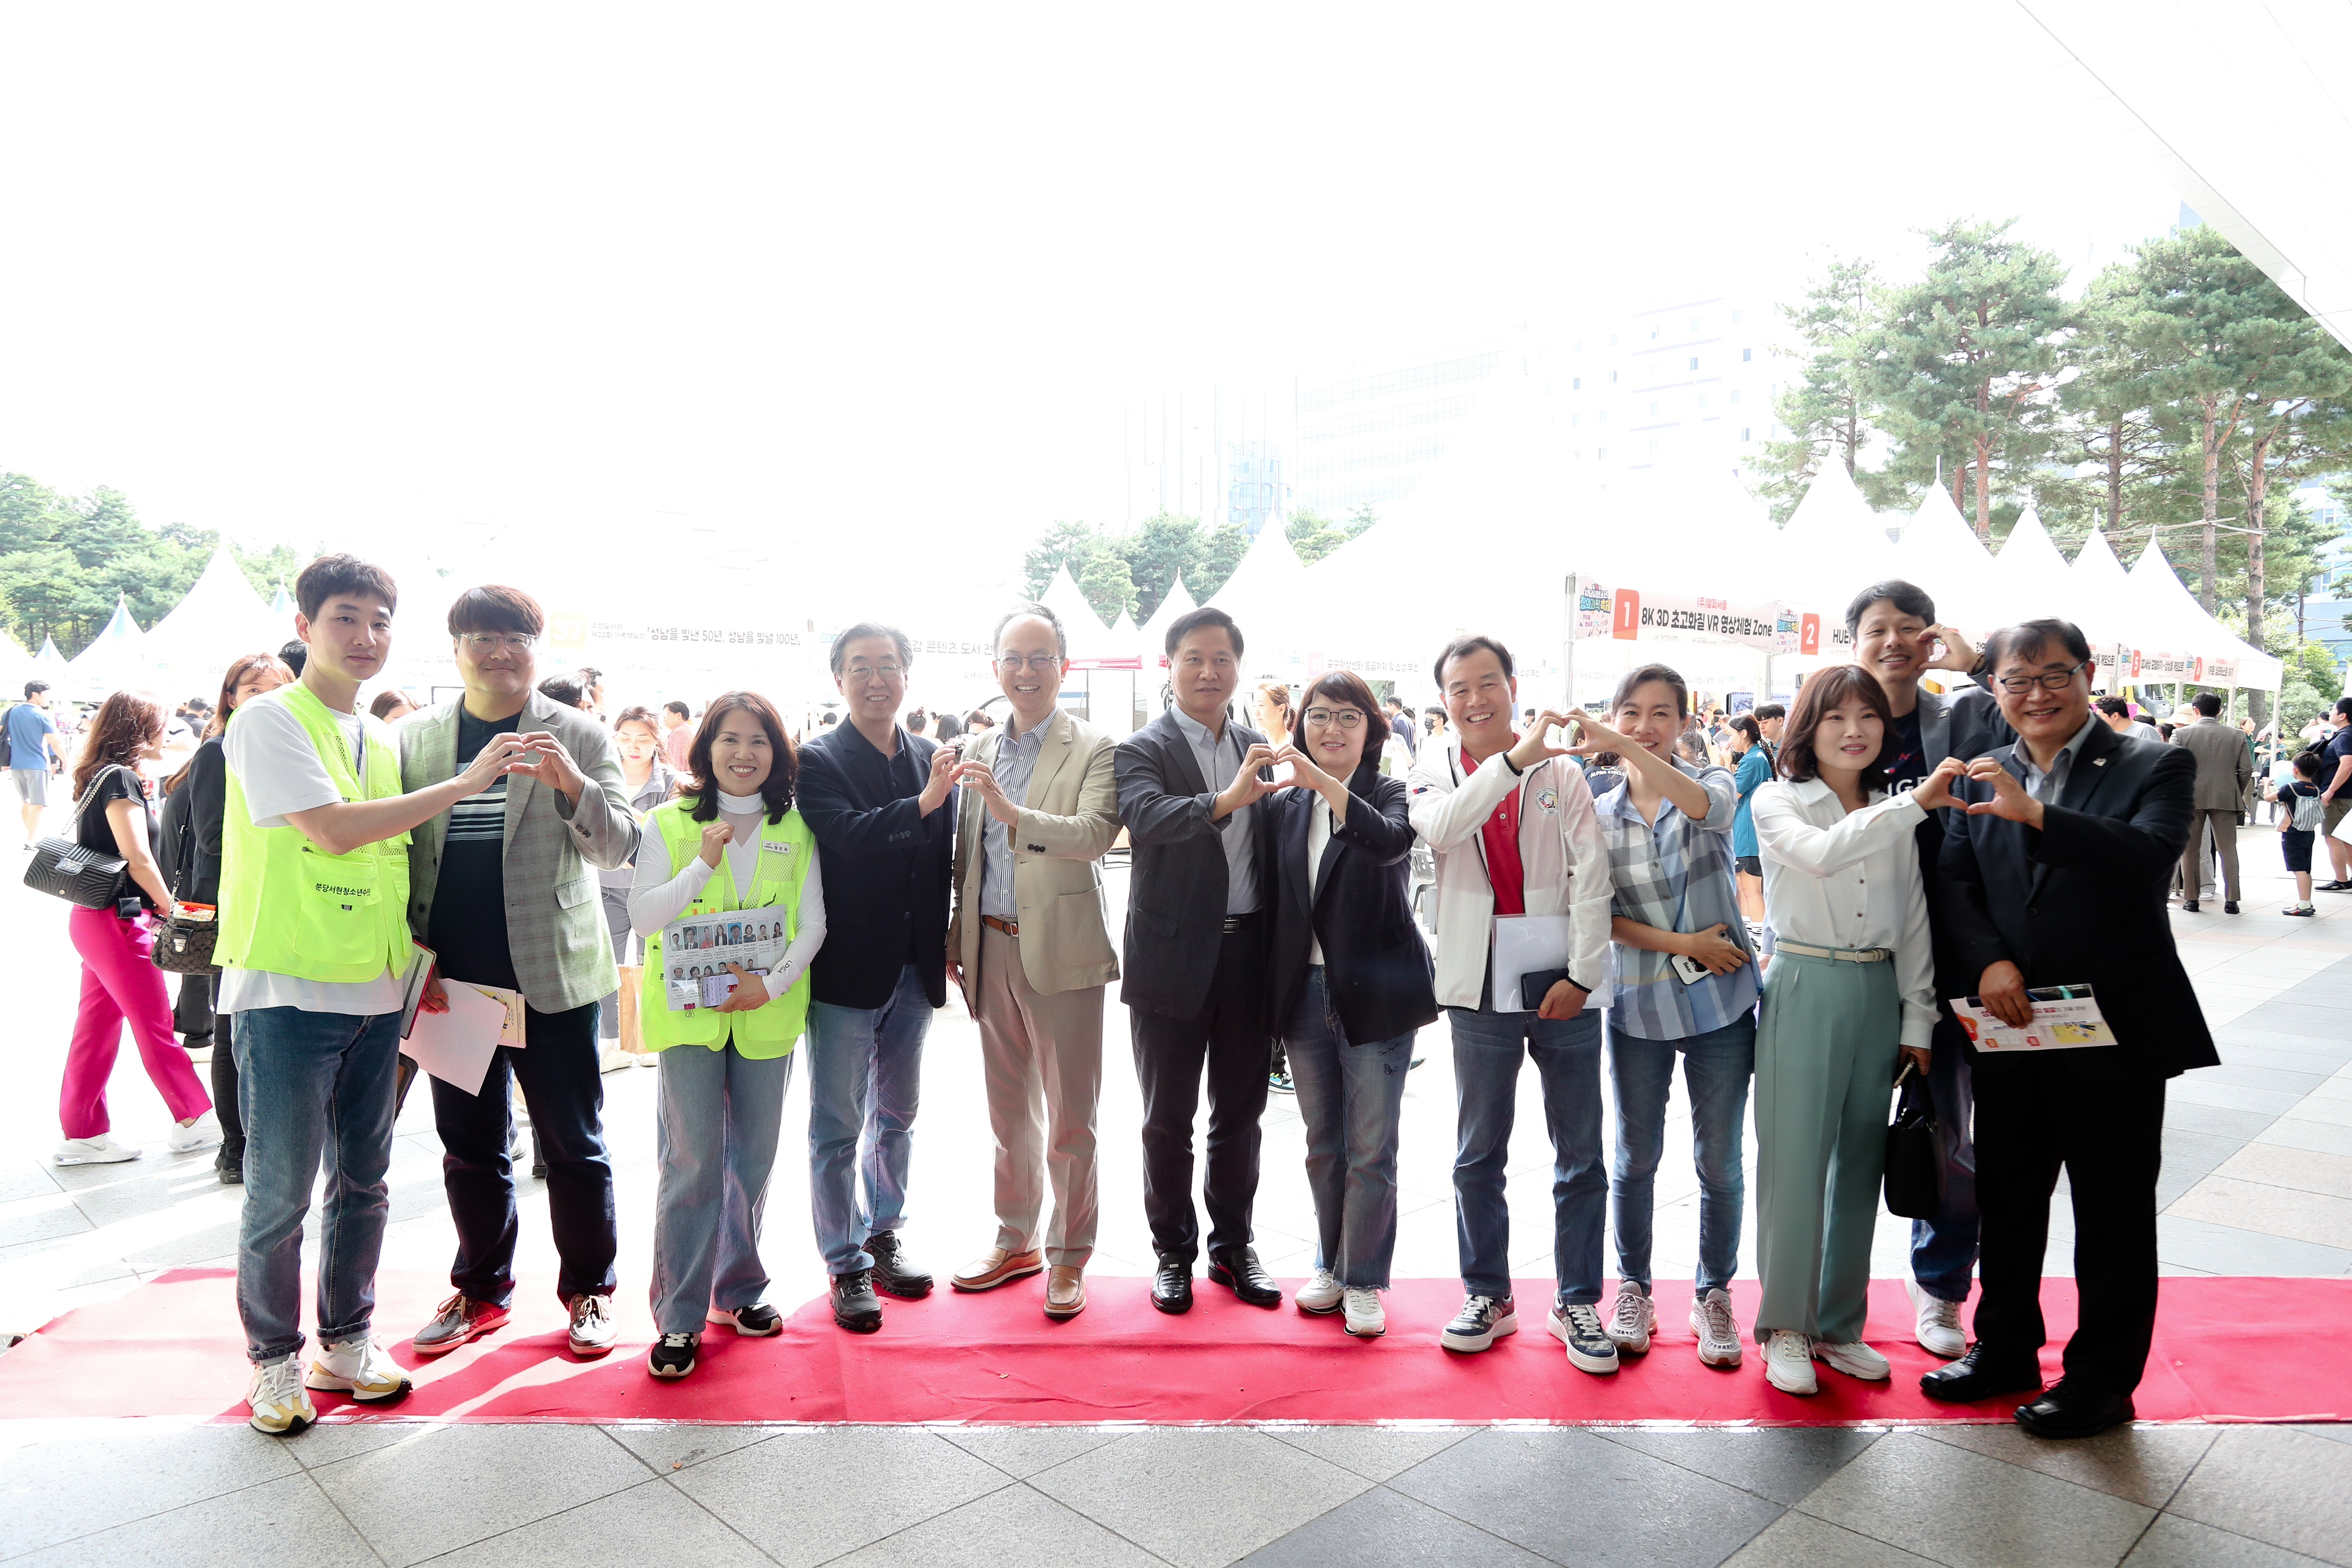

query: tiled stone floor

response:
[2,842,2348,1565]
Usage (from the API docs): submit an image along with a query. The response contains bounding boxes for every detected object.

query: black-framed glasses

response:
[1994,660,2089,694]
[1303,707,1365,729]
[995,653,1060,674]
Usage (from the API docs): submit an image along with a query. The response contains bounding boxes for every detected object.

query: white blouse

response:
[629,790,828,999]
[1751,777,1935,1050]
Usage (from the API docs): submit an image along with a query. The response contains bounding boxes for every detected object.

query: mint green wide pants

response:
[1752,950,1899,1345]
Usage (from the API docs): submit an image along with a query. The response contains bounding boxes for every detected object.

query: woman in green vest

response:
[629,690,825,1380]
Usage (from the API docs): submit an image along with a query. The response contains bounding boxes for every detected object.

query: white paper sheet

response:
[401,980,511,1096]
[1949,984,2117,1053]
[1490,913,1575,1011]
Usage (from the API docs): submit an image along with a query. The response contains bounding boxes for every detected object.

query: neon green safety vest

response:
[215,683,413,984]
[640,797,815,1057]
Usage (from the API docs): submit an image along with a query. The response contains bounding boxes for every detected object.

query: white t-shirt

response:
[217,698,409,1017]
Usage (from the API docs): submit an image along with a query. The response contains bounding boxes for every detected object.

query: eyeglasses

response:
[459,632,537,652]
[1994,660,2089,694]
[1303,707,1365,729]
[843,662,904,682]
[995,653,1061,674]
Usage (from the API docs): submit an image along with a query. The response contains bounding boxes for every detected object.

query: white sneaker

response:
[1295,1268,1344,1315]
[1605,1282,1655,1354]
[1908,1279,1967,1359]
[1342,1287,1385,1338]
[1813,1338,1892,1381]
[1764,1329,1817,1395]
[1689,1287,1742,1367]
[599,1044,634,1073]
[53,1134,138,1166]
[247,1354,317,1435]
[307,1337,414,1403]
[165,1111,222,1154]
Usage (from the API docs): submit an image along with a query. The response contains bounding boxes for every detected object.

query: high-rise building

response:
[1289,342,1508,518]
[1225,439,1285,537]
[1555,295,1783,487]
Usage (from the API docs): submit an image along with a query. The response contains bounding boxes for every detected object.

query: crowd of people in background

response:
[23,545,2349,1448]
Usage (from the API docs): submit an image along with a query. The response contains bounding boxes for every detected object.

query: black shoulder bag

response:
[23,767,133,910]
[1883,1057,1945,1219]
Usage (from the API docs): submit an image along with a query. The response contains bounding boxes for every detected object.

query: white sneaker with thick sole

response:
[1342,1287,1385,1338]
[1295,1268,1343,1315]
[1439,1294,1516,1352]
[1813,1339,1892,1381]
[1605,1283,1655,1354]
[54,1135,138,1166]
[165,1111,222,1154]
[1689,1287,1742,1367]
[1546,1302,1622,1375]
[248,1354,317,1435]
[1907,1280,1966,1359]
[307,1337,414,1403]
[1763,1329,1817,1395]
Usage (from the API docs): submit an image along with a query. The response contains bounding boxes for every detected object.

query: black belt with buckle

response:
[1221,911,1262,934]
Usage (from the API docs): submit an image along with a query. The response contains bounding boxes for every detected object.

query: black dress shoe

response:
[2223,900,2239,914]
[830,1269,883,1333]
[2016,1380,2135,1439]
[1152,1256,1193,1314]
[2180,900,2200,913]
[1919,1345,2043,1403]
[1207,1245,1282,1308]
[864,1230,934,1299]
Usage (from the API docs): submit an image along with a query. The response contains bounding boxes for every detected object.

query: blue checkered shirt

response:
[1590,757,1758,1041]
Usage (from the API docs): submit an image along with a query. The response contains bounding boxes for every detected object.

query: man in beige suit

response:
[946,604,1121,1319]
[2171,690,2253,913]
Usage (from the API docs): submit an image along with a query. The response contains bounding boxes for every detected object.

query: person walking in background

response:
[53,689,220,1167]
[2317,699,2352,892]
[1407,636,1615,1375]
[598,706,677,1069]
[2171,692,2251,914]
[158,651,295,1183]
[1728,712,1771,922]
[2273,750,2326,916]
[1115,606,1283,1316]
[2096,696,2161,746]
[660,701,696,771]
[797,623,955,1332]
[1749,664,1960,1396]
[1384,694,1418,760]
[1264,669,1436,1340]
[945,605,1121,1321]
[1586,664,1757,1371]
[10,678,62,847]
[906,709,929,738]
[398,585,640,1364]
[629,692,825,1378]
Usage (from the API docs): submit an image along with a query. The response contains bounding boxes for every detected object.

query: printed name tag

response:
[761,839,794,855]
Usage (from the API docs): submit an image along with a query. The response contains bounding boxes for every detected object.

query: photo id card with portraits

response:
[661,910,791,1010]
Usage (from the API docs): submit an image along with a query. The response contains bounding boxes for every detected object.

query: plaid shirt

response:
[1590,756,1758,1041]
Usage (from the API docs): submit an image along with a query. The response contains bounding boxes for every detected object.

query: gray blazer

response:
[398,689,641,1012]
[2172,717,2254,812]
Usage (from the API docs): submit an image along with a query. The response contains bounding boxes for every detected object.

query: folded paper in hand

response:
[1950,984,2116,1052]
[402,981,516,1096]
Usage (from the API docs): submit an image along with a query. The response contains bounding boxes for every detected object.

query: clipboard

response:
[1491,913,1574,1012]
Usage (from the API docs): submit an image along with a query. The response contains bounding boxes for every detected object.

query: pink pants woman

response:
[62,904,210,1138]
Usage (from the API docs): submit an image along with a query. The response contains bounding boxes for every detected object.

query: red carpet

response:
[1,1269,2343,1427]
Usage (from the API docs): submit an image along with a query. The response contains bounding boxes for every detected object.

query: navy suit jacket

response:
[1264,770,1438,1047]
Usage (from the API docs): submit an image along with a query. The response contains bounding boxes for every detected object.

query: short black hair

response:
[995,602,1067,658]
[1433,634,1513,690]
[2096,695,2131,717]
[830,622,913,677]
[1384,695,1405,709]
[1753,701,1785,723]
[2335,697,2351,719]
[1844,579,1936,638]
[2191,692,2223,717]
[1164,606,1243,661]
[295,553,398,622]
[2296,750,2324,778]
[663,700,690,719]
[537,673,585,707]
[447,584,546,638]
[23,680,47,698]
[1982,618,2092,671]
[278,639,308,677]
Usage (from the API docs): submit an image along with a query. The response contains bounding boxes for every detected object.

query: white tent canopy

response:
[1891,485,2002,634]
[1775,459,1897,634]
[2125,538,2286,690]
[1989,507,2073,624]
[64,596,148,701]
[1203,525,1311,683]
[1035,565,1120,665]
[143,546,286,697]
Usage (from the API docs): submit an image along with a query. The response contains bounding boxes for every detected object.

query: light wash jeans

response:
[232,1006,402,1363]
[805,962,931,1275]
[1448,1004,1606,1307]
[1606,1014,1755,1296]
[1283,968,1415,1289]
[650,1039,793,1335]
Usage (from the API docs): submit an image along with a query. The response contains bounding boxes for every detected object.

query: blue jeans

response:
[1448,1004,1606,1305]
[1283,968,1414,1289]
[806,962,931,1275]
[1909,1016,1980,1302]
[651,1040,793,1335]
[1606,1014,1755,1296]
[232,1006,402,1363]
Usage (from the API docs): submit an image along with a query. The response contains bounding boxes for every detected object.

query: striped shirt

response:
[1590,756,1757,1041]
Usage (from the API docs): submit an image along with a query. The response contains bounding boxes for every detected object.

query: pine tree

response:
[1754,258,1882,521]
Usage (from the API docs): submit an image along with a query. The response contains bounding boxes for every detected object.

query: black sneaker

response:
[831,1269,883,1333]
[1547,1300,1621,1375]
[710,1302,782,1337]
[648,1332,698,1379]
[864,1231,934,1299]
[1439,1293,1517,1352]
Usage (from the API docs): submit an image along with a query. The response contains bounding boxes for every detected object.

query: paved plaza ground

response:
[2,840,2348,1565]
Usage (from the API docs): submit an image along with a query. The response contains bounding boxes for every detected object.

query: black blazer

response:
[1934,717,2216,1081]
[796,720,953,1010]
[1264,771,1437,1047]
[1113,707,1277,1020]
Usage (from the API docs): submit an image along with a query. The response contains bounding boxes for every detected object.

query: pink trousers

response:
[62,903,210,1139]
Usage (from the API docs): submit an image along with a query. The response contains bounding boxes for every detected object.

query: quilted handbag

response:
[22,769,132,910]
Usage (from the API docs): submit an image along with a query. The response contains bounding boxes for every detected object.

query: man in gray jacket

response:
[397,585,640,1360]
[2172,691,2252,913]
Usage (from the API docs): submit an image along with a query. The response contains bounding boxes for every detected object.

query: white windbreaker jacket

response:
[1406,734,1613,1011]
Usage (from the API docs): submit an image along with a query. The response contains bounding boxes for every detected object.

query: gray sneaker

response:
[1547,1301,1620,1375]
[1605,1282,1655,1354]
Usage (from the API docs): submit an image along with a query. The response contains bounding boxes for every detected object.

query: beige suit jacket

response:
[950,706,1121,1003]
[2170,716,2253,812]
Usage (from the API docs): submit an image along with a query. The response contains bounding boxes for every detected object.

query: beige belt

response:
[1773,940,1890,963]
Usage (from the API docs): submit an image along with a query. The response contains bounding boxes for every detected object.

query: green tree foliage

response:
[1021,509,1256,625]
[2043,263,2177,542]
[1285,503,1375,567]
[1755,258,1886,521]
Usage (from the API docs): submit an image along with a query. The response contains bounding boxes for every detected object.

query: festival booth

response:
[1035,566,1142,737]
[2119,539,2285,714]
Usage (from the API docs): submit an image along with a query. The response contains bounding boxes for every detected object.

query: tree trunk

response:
[2245,431,2269,655]
[2106,414,2124,537]
[2200,397,2221,613]
[1974,432,1994,542]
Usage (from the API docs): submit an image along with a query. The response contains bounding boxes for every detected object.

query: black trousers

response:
[1131,928,1271,1262]
[173,971,213,1044]
[429,998,618,1306]
[1972,1058,2166,1395]
[208,973,242,1174]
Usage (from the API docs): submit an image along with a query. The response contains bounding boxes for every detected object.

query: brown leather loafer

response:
[950,1246,1044,1292]
[1044,1265,1087,1321]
